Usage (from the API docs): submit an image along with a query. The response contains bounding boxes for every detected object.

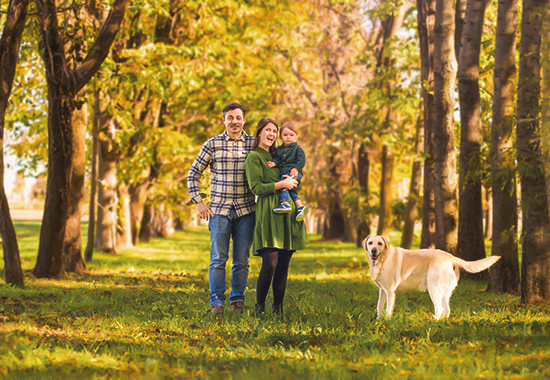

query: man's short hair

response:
[223,102,246,119]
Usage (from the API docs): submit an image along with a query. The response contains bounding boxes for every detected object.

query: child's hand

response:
[290,168,299,177]
[267,161,276,168]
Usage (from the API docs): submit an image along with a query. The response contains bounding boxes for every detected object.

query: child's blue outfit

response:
[272,142,306,219]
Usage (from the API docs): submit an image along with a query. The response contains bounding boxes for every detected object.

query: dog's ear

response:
[362,235,371,250]
[382,236,391,249]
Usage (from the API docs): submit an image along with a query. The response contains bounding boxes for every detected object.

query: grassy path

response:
[1,223,549,379]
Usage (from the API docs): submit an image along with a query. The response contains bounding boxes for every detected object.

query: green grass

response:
[1,222,549,379]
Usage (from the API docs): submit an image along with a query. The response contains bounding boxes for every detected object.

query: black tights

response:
[256,249,293,307]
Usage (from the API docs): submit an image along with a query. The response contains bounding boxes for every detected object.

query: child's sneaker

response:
[295,206,307,222]
[273,203,291,214]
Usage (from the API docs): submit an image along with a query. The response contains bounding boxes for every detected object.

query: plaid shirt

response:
[187,131,256,217]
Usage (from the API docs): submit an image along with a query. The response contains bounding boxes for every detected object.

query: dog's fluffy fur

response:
[362,235,500,320]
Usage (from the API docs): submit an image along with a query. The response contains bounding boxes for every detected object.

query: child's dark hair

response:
[222,102,246,119]
[280,122,298,136]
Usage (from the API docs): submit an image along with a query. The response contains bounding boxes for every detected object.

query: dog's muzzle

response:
[370,249,380,260]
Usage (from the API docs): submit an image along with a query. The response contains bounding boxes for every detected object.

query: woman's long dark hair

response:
[253,117,279,156]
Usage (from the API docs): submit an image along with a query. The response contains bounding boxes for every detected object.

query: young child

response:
[266,123,307,221]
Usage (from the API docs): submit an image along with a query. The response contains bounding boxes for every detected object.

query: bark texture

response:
[0,0,29,286]
[489,0,520,294]
[117,182,133,249]
[64,101,86,272]
[417,0,437,249]
[378,144,394,236]
[376,4,409,237]
[517,0,550,303]
[401,116,424,249]
[457,0,488,279]
[356,142,370,247]
[432,0,459,254]
[84,90,100,262]
[130,183,150,245]
[96,112,118,252]
[455,0,467,60]
[33,0,130,278]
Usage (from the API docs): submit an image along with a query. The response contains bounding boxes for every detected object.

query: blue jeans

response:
[279,171,302,204]
[208,208,255,307]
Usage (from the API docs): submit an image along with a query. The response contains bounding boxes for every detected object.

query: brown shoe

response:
[231,301,244,314]
[212,305,224,315]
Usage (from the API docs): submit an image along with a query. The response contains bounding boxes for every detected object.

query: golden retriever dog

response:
[362,235,500,320]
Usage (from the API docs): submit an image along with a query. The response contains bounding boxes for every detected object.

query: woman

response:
[244,118,308,314]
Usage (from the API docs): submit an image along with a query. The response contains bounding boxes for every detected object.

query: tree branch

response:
[0,3,86,16]
[326,58,351,120]
[73,0,130,92]
[0,0,30,106]
[34,0,67,84]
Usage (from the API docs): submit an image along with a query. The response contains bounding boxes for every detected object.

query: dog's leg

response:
[428,286,444,320]
[385,290,396,318]
[442,274,458,318]
[442,291,451,317]
[377,288,387,319]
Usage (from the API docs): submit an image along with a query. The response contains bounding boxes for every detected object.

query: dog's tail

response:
[452,256,501,273]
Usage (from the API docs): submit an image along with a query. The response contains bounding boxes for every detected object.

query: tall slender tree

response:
[375,2,410,237]
[417,0,437,249]
[432,0,459,253]
[0,0,30,286]
[489,0,520,294]
[84,90,100,262]
[401,115,424,249]
[33,0,130,278]
[95,106,118,252]
[457,0,488,279]
[517,0,550,303]
[64,100,87,272]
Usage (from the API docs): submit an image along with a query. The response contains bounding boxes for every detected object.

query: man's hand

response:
[290,168,299,177]
[196,202,214,221]
[266,161,276,168]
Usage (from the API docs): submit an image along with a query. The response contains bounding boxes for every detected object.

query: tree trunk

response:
[489,0,520,294]
[96,112,118,252]
[140,202,153,243]
[117,182,133,249]
[417,0,437,249]
[432,0,459,254]
[324,202,346,240]
[84,90,100,262]
[0,0,29,286]
[64,100,87,273]
[130,182,149,245]
[377,145,394,236]
[323,148,347,240]
[455,0,467,61]
[375,5,408,238]
[542,10,550,217]
[517,0,550,304]
[33,0,130,277]
[457,0,488,280]
[401,116,424,249]
[484,186,493,240]
[33,89,75,278]
[151,204,175,238]
[356,142,370,246]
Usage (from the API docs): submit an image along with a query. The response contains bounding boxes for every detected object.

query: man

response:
[187,102,256,315]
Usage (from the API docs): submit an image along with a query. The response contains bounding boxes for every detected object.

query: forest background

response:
[0,0,549,303]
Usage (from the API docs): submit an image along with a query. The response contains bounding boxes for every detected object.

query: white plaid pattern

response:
[188,131,256,217]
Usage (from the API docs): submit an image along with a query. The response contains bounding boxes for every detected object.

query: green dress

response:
[245,147,308,255]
